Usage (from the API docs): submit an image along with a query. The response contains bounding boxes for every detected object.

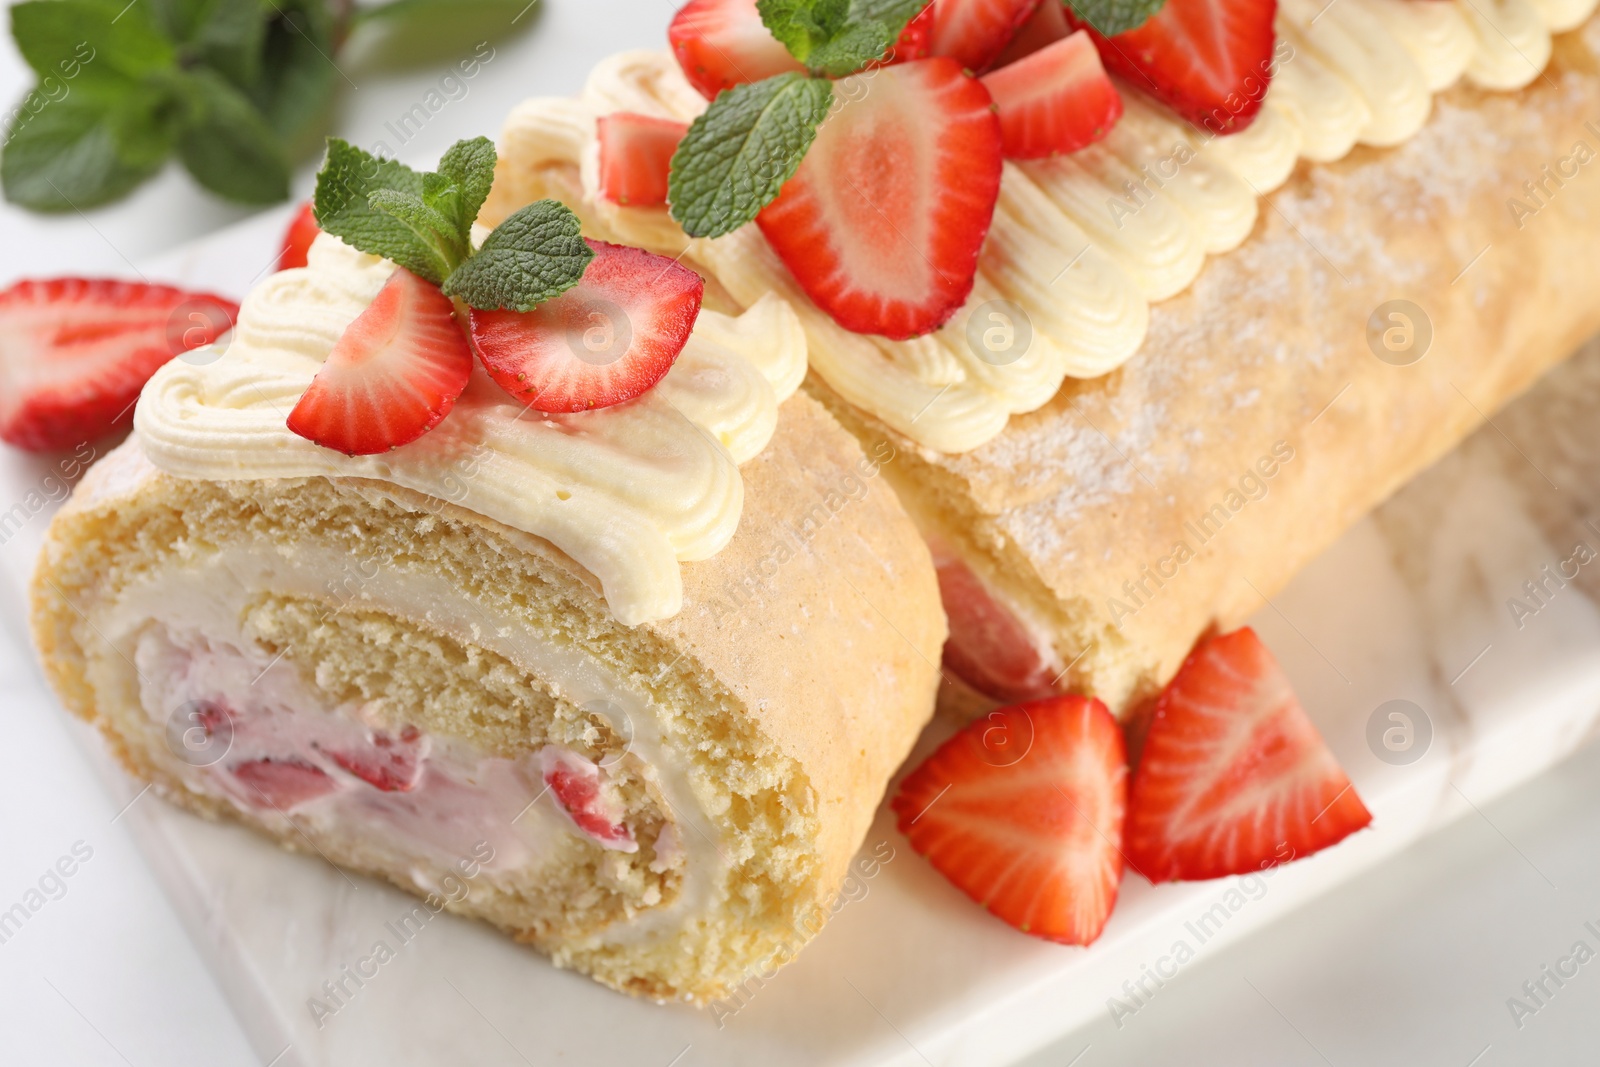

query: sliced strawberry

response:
[278,201,321,271]
[1065,0,1278,135]
[993,0,1070,67]
[757,57,1001,339]
[1125,627,1373,883]
[230,757,340,810]
[893,695,1127,944]
[597,113,689,207]
[319,726,426,792]
[928,0,1042,73]
[932,540,1060,703]
[540,746,636,851]
[0,278,238,452]
[286,268,472,456]
[981,30,1122,158]
[469,240,703,413]
[668,0,803,100]
[884,2,936,63]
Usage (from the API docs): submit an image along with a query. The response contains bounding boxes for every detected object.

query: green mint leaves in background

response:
[668,0,923,239]
[1063,0,1168,38]
[315,135,593,311]
[1,0,538,214]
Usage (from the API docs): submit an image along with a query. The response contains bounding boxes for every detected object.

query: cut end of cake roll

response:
[31,392,944,1002]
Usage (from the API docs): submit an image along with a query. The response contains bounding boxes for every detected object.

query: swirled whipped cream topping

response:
[135,234,806,625]
[489,0,1593,453]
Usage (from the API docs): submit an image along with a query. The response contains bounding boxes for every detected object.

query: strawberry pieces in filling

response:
[539,746,637,852]
[931,541,1061,703]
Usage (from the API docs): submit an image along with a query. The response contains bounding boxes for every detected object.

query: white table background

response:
[2,2,1597,1064]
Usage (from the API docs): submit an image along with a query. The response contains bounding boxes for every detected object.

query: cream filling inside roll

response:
[105,538,719,943]
[490,0,1593,452]
[134,235,807,626]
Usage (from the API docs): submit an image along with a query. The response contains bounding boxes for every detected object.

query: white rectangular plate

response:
[6,212,1599,1067]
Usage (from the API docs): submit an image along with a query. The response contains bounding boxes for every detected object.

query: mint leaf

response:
[434,135,496,239]
[174,68,289,204]
[250,0,336,145]
[314,138,450,279]
[1065,0,1167,37]
[368,188,461,281]
[10,0,176,85]
[668,73,831,239]
[441,200,593,312]
[156,0,271,90]
[758,0,926,76]
[2,82,175,211]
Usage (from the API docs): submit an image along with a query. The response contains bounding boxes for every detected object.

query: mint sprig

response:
[669,74,832,240]
[313,136,593,312]
[1,0,534,214]
[1064,0,1168,38]
[667,0,924,239]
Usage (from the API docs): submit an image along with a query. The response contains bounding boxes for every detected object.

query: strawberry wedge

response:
[1065,0,1278,135]
[470,240,704,413]
[1125,627,1373,883]
[279,201,321,271]
[894,695,1128,944]
[981,30,1122,158]
[0,278,238,452]
[287,268,473,456]
[668,0,803,99]
[757,56,1002,339]
[927,0,1043,73]
[597,113,689,207]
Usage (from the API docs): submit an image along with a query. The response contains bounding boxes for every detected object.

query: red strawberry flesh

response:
[981,30,1123,158]
[597,113,689,207]
[230,757,340,810]
[541,747,635,850]
[470,239,704,413]
[928,0,1043,73]
[319,727,426,792]
[0,279,237,452]
[279,201,321,271]
[668,0,803,100]
[893,695,1127,944]
[286,268,473,456]
[932,541,1060,702]
[1065,0,1279,135]
[756,56,1002,339]
[1125,626,1373,883]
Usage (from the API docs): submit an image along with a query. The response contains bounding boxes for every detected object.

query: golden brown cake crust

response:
[814,26,1600,713]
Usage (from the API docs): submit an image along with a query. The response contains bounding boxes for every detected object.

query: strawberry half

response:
[892,695,1128,945]
[757,57,1002,339]
[1065,0,1278,135]
[1125,627,1373,883]
[981,30,1121,158]
[278,201,321,271]
[286,268,472,456]
[928,0,1043,73]
[993,0,1070,67]
[668,0,803,100]
[597,113,689,207]
[230,757,340,810]
[469,239,704,413]
[0,278,238,452]
[932,541,1060,703]
[884,2,936,63]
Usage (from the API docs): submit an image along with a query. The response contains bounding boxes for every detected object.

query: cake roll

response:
[29,236,944,1002]
[487,5,1600,713]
